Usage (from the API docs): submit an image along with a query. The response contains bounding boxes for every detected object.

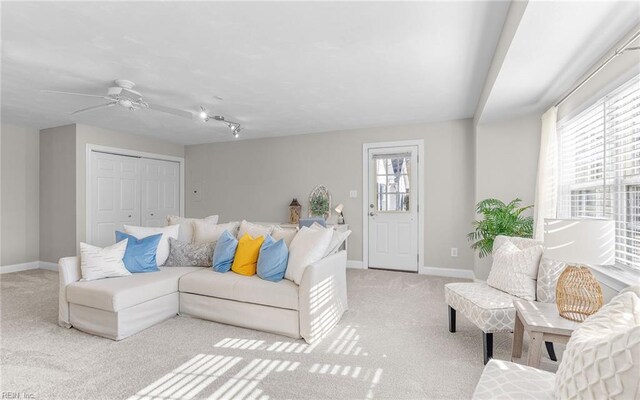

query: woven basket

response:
[556,264,603,322]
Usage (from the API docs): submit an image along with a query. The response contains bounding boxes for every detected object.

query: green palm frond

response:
[468,198,534,258]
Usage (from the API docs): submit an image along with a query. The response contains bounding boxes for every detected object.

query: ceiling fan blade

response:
[71,102,117,116]
[147,103,194,120]
[41,89,111,100]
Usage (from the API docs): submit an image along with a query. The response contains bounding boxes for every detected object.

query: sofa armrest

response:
[58,256,81,328]
[299,250,348,343]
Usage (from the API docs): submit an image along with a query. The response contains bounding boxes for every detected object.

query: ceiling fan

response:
[41,79,194,119]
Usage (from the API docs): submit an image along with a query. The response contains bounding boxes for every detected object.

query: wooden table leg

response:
[527,331,544,368]
[511,311,524,360]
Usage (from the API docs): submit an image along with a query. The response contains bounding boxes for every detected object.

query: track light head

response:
[198,107,208,121]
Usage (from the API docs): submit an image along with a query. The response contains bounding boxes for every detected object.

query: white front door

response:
[140,158,180,227]
[91,152,141,247]
[367,146,419,272]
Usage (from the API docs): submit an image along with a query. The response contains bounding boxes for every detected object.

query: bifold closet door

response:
[140,158,180,227]
[91,152,141,247]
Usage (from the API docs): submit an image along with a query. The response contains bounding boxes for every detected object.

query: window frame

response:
[557,74,640,274]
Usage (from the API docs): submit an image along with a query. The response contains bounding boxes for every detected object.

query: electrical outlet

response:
[349,190,358,198]
[451,247,458,257]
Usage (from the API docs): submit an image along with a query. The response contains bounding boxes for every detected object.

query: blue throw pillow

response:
[115,231,161,273]
[257,235,289,282]
[213,230,238,272]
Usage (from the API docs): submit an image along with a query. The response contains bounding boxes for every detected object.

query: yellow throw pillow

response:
[231,233,265,276]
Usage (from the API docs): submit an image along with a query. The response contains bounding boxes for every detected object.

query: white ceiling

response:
[480,0,640,122]
[1,1,509,144]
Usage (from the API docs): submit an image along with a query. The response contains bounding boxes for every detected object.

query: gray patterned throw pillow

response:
[165,238,214,267]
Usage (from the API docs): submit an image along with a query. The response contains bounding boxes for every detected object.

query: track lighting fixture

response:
[198,106,242,138]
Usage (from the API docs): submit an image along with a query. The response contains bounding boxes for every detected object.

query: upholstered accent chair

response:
[445,235,559,364]
[472,286,640,399]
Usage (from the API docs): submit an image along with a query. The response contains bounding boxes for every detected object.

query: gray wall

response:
[0,124,40,266]
[39,125,77,264]
[473,114,541,279]
[38,123,185,262]
[186,119,475,271]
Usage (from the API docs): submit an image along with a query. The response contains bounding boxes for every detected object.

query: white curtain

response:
[533,107,558,240]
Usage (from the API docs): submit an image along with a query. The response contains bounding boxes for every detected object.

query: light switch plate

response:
[349,190,358,198]
[451,248,458,257]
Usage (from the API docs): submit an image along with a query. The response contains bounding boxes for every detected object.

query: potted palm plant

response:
[467,198,534,258]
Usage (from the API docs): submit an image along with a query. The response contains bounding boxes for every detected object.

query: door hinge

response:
[417,254,419,263]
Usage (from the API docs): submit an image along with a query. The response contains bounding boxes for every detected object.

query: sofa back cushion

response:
[115,231,161,273]
[487,241,543,301]
[238,220,274,240]
[212,230,238,273]
[193,220,240,244]
[231,233,265,276]
[167,215,218,243]
[272,226,297,247]
[257,235,289,282]
[555,288,640,399]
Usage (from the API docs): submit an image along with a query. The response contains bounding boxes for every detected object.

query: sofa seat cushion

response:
[67,267,204,312]
[445,282,518,333]
[179,269,299,311]
[472,359,555,400]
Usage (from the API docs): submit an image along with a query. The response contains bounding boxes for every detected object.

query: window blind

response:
[557,74,640,271]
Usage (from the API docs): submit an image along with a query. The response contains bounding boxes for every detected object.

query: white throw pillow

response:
[237,220,274,239]
[536,257,567,303]
[555,289,640,399]
[193,220,240,244]
[166,215,218,243]
[272,226,298,248]
[308,222,351,257]
[80,240,130,281]
[486,241,542,300]
[285,226,333,284]
[123,224,179,266]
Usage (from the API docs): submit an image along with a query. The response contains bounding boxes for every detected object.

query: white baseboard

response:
[0,261,41,274]
[347,260,364,269]
[419,266,474,280]
[39,261,59,271]
[0,261,58,274]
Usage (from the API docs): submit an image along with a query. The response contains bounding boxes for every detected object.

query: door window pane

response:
[375,155,411,212]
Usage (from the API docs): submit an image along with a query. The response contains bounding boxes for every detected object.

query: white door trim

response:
[86,144,185,244]
[362,140,424,270]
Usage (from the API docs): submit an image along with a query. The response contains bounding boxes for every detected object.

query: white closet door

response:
[91,152,141,247]
[140,158,180,227]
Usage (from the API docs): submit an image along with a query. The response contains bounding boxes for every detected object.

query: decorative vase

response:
[288,198,302,224]
[555,265,603,322]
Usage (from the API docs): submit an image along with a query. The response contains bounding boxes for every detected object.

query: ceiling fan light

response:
[198,110,208,120]
[233,132,240,138]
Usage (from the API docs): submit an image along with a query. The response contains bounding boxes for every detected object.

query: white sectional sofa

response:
[58,251,348,343]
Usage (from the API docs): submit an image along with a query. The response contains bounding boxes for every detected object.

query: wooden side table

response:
[511,299,581,368]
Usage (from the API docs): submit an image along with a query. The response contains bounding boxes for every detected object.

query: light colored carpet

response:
[0,268,560,399]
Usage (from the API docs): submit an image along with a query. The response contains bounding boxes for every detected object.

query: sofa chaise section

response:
[58,256,203,340]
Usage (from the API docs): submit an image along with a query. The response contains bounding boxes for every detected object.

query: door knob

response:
[150,213,154,216]
[128,215,132,218]
[369,212,375,217]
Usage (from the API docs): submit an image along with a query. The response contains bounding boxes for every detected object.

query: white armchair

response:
[444,235,560,364]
